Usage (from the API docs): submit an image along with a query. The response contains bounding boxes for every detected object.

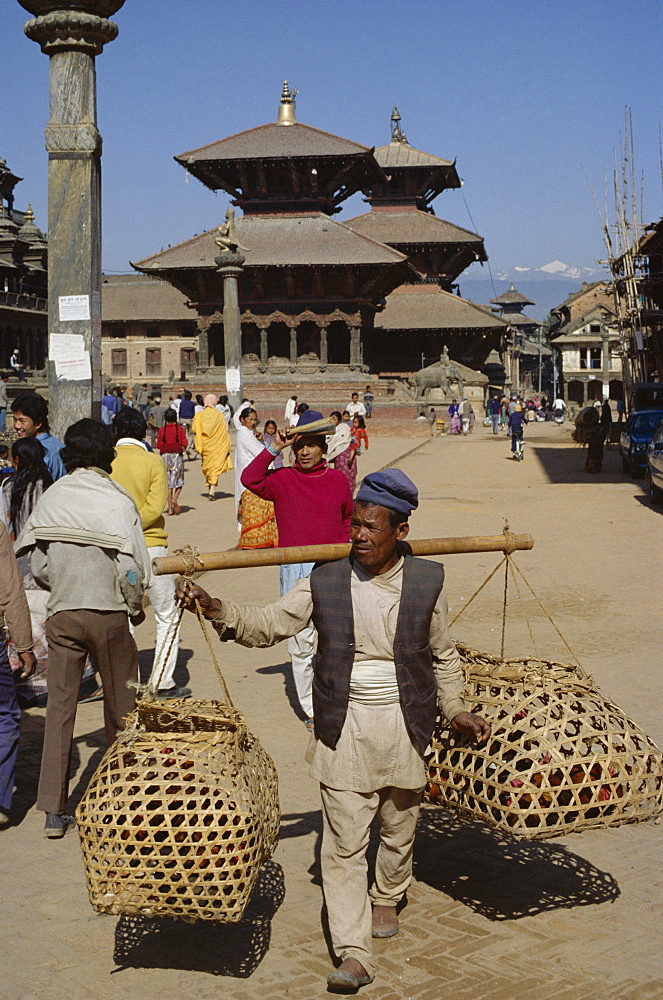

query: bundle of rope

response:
[75,563,279,923]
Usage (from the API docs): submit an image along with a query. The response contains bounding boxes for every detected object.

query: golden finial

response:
[390,105,408,144]
[25,203,35,223]
[276,81,298,125]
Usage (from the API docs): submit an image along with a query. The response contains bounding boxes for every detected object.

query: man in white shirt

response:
[177,469,489,992]
[347,393,366,419]
[284,395,298,426]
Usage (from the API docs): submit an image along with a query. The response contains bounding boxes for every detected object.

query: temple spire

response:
[391,105,408,144]
[276,81,298,125]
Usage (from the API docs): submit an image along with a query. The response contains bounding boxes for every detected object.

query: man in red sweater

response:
[241,409,353,727]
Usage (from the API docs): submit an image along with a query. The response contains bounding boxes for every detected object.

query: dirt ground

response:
[1,420,661,1000]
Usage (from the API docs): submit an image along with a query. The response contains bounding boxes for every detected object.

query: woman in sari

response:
[326,410,356,493]
[235,407,278,548]
[192,393,232,500]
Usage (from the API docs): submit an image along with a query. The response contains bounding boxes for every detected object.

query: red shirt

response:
[156,423,187,454]
[241,448,353,547]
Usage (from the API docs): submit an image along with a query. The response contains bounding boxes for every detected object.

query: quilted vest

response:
[310,555,445,756]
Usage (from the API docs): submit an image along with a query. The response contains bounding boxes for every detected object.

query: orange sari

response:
[237,489,278,549]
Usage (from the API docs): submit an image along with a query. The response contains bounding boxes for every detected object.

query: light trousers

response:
[131,546,181,690]
[320,783,422,978]
[279,561,315,719]
[461,417,470,434]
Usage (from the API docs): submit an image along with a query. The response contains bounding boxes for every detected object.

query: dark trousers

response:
[0,640,21,813]
[36,609,138,815]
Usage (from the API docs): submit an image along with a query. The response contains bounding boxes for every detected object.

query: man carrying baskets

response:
[178,469,489,991]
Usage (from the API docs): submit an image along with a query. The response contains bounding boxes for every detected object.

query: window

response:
[180,347,197,374]
[111,348,127,376]
[579,347,602,369]
[145,324,160,338]
[146,348,161,375]
[590,324,601,333]
[108,324,124,339]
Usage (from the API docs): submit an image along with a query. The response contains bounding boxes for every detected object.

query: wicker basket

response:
[76,698,280,922]
[427,644,663,839]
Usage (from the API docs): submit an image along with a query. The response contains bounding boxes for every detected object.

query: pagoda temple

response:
[134,85,416,381]
[346,108,507,374]
[490,283,538,336]
[0,156,48,373]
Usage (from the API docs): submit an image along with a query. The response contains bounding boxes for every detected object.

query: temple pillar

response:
[21,1,125,437]
[196,318,210,367]
[215,253,245,411]
[289,325,297,368]
[349,326,361,368]
[319,325,328,367]
[259,327,268,371]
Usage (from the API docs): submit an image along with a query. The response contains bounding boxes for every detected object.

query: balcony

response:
[0,290,48,313]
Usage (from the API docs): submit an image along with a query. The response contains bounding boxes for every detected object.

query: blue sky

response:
[3,0,662,281]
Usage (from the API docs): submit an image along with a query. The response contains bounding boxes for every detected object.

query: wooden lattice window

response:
[146,348,161,375]
[180,348,197,374]
[111,348,127,376]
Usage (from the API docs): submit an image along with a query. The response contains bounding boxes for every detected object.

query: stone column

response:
[289,324,297,369]
[215,252,245,412]
[601,331,610,400]
[319,324,328,367]
[20,2,125,438]
[196,316,210,368]
[349,326,361,368]
[259,327,268,371]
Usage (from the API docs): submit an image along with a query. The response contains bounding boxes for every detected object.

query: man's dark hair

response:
[113,407,147,441]
[296,402,309,415]
[61,419,115,474]
[184,390,192,400]
[11,392,50,432]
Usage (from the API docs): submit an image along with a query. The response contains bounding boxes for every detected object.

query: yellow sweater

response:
[110,441,168,548]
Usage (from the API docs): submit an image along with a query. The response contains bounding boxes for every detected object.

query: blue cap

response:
[296,409,324,427]
[356,468,419,515]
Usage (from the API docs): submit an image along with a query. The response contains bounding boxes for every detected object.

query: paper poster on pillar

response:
[58,295,90,322]
[226,367,241,393]
[49,333,92,381]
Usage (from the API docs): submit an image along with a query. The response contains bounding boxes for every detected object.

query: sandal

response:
[305,718,315,732]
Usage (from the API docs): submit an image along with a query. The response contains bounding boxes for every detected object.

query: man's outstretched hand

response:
[450,711,491,745]
[175,581,222,620]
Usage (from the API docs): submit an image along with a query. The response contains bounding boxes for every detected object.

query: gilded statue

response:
[215,207,250,254]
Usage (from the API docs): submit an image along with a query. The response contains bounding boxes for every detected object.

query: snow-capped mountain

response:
[495,260,604,282]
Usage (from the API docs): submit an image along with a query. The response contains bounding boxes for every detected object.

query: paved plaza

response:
[1,421,661,1000]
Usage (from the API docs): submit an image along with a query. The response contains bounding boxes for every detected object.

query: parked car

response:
[645,419,663,502]
[619,409,663,476]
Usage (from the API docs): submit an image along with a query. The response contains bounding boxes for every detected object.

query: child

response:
[351,415,369,454]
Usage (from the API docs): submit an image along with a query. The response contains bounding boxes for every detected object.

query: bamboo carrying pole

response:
[153,534,534,577]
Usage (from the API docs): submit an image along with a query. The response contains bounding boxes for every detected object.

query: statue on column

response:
[215,208,250,255]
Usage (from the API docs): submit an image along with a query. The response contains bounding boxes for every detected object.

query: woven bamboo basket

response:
[75,606,280,923]
[427,643,663,839]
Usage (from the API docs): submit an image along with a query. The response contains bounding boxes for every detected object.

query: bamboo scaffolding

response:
[153,534,534,576]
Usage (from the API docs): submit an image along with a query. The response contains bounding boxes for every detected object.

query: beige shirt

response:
[213,556,466,723]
